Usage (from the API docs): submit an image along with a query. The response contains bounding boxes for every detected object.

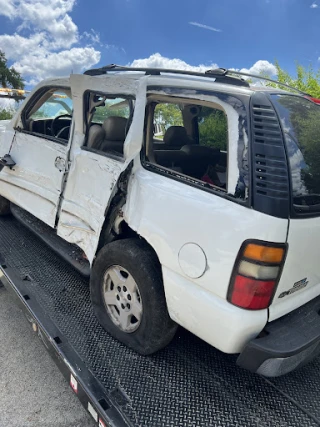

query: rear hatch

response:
[269,94,320,321]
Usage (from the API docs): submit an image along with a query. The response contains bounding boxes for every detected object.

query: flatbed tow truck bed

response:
[1,216,320,427]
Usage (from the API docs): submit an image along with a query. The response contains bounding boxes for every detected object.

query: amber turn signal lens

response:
[243,244,285,264]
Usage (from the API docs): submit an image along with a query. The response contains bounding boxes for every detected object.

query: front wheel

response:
[0,196,11,216]
[90,238,178,355]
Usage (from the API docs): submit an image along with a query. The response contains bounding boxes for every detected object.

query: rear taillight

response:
[227,240,287,310]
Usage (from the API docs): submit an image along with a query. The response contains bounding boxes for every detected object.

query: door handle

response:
[0,154,16,171]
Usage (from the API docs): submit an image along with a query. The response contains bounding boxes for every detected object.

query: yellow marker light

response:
[243,243,285,264]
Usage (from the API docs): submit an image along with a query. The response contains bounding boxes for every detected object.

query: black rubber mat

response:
[1,215,320,427]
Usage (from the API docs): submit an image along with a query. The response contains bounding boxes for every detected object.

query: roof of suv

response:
[35,66,306,99]
[82,65,309,97]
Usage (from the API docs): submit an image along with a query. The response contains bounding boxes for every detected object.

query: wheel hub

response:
[102,265,143,333]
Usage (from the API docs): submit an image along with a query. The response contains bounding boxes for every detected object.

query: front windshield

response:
[30,92,72,120]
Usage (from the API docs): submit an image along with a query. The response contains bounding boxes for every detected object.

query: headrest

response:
[163,126,192,147]
[102,116,128,141]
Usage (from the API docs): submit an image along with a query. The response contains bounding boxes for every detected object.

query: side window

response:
[85,93,134,157]
[147,99,229,192]
[24,88,73,141]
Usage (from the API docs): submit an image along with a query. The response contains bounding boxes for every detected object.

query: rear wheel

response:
[90,238,178,355]
[0,196,11,216]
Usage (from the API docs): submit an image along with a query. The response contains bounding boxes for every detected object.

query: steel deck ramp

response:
[0,215,320,427]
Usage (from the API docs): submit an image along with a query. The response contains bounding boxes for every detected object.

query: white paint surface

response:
[163,267,267,354]
[0,73,297,354]
[57,74,147,262]
[269,216,320,321]
[0,131,69,226]
[123,166,288,352]
[57,149,123,262]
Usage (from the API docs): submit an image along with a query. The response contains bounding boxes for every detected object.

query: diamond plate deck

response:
[0,216,319,427]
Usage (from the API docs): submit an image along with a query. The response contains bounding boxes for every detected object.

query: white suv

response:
[1,65,320,377]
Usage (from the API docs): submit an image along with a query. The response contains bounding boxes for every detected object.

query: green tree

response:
[154,103,183,134]
[0,109,14,120]
[262,61,320,98]
[198,107,227,150]
[0,50,24,89]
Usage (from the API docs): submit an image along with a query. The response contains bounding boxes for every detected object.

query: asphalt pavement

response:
[0,284,95,427]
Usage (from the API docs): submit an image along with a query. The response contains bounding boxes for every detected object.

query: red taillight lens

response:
[230,275,276,310]
[227,240,287,310]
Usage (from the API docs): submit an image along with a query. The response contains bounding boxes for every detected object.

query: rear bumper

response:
[237,295,320,377]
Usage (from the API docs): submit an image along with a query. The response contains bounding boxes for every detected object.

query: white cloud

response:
[47,14,78,48]
[0,0,15,18]
[0,0,101,84]
[131,53,218,72]
[81,30,102,46]
[189,21,222,32]
[14,47,101,83]
[1,0,78,48]
[131,54,277,82]
[311,2,318,8]
[240,60,277,77]
[0,33,45,61]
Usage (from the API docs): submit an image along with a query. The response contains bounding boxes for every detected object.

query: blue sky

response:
[0,0,319,87]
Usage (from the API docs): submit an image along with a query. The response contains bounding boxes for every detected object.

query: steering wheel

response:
[51,114,72,138]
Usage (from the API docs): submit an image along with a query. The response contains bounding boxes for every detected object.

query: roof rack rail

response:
[84,64,309,95]
[84,65,250,88]
[223,69,309,95]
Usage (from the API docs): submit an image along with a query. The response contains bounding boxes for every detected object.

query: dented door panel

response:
[57,75,147,262]
[57,149,123,262]
[0,131,69,227]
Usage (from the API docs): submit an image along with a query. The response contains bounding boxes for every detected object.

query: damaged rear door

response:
[56,74,146,263]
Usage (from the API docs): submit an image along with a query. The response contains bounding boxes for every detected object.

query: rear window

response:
[271,94,320,214]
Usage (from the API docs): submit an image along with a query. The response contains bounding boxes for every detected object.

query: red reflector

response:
[230,275,276,310]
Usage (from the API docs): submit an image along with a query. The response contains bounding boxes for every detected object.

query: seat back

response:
[87,124,104,149]
[163,126,193,149]
[99,116,128,154]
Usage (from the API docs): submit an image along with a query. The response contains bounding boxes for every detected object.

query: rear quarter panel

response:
[124,167,289,300]
[269,217,320,321]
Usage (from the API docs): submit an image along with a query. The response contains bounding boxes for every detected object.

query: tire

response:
[90,238,178,355]
[0,196,11,216]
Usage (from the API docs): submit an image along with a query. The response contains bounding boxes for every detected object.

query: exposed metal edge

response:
[0,263,132,427]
